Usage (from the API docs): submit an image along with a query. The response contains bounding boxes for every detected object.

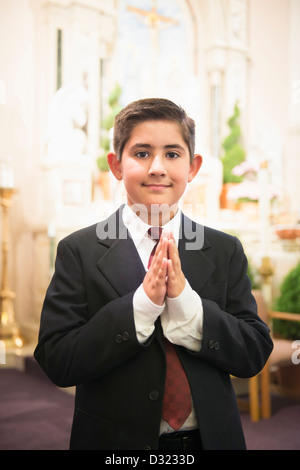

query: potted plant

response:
[228,160,279,220]
[272,261,300,391]
[225,160,260,219]
[272,262,300,339]
[220,101,246,209]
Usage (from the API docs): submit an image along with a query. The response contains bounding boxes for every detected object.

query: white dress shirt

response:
[122,204,203,434]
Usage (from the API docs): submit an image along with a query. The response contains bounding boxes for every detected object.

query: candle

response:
[0,159,15,189]
[48,222,56,274]
[259,161,271,255]
[47,222,56,239]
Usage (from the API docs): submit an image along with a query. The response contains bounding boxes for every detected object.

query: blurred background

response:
[0,0,300,449]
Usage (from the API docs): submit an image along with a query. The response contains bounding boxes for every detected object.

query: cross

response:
[127,0,178,30]
[126,0,179,94]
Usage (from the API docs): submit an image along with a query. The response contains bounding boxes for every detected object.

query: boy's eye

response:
[135,151,149,159]
[166,152,180,159]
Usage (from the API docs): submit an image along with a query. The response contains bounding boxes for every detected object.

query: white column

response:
[283,0,300,213]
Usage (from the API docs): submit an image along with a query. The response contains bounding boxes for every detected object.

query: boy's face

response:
[108,120,202,219]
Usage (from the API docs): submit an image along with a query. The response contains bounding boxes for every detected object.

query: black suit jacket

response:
[34,207,273,450]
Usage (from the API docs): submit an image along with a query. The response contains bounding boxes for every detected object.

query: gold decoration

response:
[258,256,274,307]
[0,188,23,348]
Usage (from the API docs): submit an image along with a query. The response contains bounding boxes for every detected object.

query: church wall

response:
[283,0,300,212]
[248,0,289,163]
[0,0,39,335]
[0,0,117,342]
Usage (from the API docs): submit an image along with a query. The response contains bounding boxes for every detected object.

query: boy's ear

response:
[188,154,203,183]
[107,152,122,181]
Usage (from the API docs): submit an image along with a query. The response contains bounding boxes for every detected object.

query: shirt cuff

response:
[133,283,165,343]
[164,280,203,351]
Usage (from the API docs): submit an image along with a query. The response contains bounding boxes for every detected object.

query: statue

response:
[42,84,92,218]
[46,84,88,163]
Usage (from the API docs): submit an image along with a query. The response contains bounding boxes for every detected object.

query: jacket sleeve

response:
[34,239,144,387]
[196,237,273,378]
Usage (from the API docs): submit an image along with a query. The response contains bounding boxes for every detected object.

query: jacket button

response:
[115,334,123,344]
[208,339,220,350]
[115,332,130,343]
[122,331,129,341]
[149,389,159,401]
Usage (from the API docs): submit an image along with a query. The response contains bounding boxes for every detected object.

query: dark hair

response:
[112,98,196,162]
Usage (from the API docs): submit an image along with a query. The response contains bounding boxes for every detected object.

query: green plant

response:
[221,101,246,184]
[102,83,123,132]
[272,262,300,339]
[97,154,109,172]
[97,83,122,172]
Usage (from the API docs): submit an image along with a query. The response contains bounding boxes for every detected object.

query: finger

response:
[159,257,168,279]
[166,259,179,298]
[161,229,171,240]
[166,258,176,282]
[152,235,168,267]
[168,238,181,269]
[166,258,186,298]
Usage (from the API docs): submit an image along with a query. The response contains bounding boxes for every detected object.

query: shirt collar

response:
[122,204,181,247]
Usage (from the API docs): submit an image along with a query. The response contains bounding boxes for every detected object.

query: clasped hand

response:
[143,230,186,306]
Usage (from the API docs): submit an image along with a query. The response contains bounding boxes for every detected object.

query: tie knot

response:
[148,227,163,241]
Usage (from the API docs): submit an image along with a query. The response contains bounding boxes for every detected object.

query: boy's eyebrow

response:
[164,144,186,151]
[129,143,186,152]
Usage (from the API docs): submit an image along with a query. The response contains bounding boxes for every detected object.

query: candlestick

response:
[48,222,56,278]
[258,256,274,307]
[0,188,23,348]
[0,158,15,189]
[259,161,271,256]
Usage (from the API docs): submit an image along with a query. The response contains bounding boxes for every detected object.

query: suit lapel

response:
[96,208,216,298]
[179,214,215,294]
[96,207,146,297]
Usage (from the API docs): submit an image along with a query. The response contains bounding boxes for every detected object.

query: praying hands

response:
[143,230,186,306]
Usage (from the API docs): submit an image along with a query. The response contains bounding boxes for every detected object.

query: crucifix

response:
[127,0,178,29]
[127,0,179,93]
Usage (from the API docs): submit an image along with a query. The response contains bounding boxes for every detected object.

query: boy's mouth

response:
[142,183,172,190]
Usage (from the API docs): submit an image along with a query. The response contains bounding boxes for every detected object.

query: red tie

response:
[147,227,163,269]
[147,227,192,430]
[162,339,192,430]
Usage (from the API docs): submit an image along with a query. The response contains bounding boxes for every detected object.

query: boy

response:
[34,98,273,450]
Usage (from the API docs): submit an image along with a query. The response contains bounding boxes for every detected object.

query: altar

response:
[0,0,299,352]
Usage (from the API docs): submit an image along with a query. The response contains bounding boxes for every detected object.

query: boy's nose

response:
[148,154,167,176]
